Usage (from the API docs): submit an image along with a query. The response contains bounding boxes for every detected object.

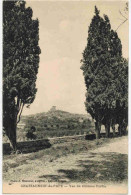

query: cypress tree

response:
[81,7,125,138]
[3,0,41,150]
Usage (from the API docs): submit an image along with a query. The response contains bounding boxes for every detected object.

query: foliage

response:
[81,6,128,138]
[3,0,41,149]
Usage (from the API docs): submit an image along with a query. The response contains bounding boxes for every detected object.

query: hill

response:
[21,109,91,122]
[11,109,95,141]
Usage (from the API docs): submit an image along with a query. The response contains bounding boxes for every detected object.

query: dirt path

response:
[31,136,128,183]
[93,136,128,154]
[4,136,128,186]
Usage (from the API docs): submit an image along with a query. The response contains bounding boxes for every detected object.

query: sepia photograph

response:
[2,0,128,194]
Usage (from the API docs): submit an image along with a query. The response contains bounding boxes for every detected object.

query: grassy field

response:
[3,135,128,184]
[3,138,109,176]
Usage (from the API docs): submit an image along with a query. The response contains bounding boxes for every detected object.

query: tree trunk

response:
[112,123,115,137]
[95,121,101,139]
[121,122,127,135]
[6,119,17,151]
[118,122,122,136]
[105,123,110,138]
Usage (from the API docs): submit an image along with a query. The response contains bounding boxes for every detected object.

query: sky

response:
[22,0,129,115]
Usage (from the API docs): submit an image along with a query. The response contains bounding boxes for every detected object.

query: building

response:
[49,106,56,112]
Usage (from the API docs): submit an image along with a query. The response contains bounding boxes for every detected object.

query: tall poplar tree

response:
[3,0,41,150]
[81,7,124,138]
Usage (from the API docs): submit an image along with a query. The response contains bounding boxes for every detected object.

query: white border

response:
[0,1,130,195]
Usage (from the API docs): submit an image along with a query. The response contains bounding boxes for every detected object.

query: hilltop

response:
[21,109,91,123]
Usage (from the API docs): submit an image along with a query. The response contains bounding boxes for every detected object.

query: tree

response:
[81,7,124,138]
[116,2,128,31]
[3,0,41,151]
[115,58,128,135]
